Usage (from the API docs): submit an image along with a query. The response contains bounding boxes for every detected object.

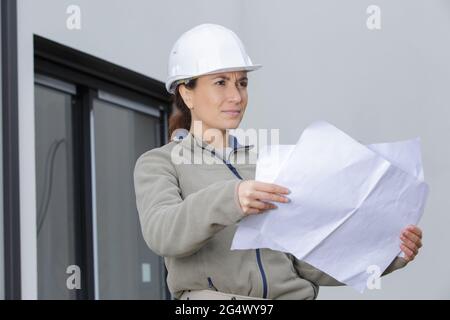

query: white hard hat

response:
[166,23,262,94]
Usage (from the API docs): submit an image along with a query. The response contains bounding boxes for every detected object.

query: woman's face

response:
[180,71,248,131]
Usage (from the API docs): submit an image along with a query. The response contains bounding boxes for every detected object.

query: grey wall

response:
[23,0,450,299]
[240,0,450,299]
[31,0,243,81]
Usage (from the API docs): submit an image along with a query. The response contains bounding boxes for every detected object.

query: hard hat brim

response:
[166,64,262,94]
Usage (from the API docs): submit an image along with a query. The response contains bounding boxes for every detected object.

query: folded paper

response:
[231,121,429,292]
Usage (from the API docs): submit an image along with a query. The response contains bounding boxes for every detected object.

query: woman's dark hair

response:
[168,79,197,140]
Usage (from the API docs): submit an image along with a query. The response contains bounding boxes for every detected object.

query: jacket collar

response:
[173,128,254,153]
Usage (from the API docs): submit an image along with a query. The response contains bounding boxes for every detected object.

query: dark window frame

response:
[34,35,171,300]
[2,0,21,300]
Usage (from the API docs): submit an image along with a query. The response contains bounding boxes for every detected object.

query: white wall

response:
[240,0,450,299]
[17,0,37,300]
[31,0,243,81]
[19,0,450,299]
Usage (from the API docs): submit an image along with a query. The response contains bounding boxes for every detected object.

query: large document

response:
[231,121,429,292]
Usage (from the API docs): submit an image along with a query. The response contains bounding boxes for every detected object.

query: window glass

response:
[92,98,165,299]
[35,84,78,299]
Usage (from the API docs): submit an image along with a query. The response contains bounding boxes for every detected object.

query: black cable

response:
[37,138,66,236]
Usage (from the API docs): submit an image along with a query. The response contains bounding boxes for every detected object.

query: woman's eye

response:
[215,80,226,86]
[240,81,248,88]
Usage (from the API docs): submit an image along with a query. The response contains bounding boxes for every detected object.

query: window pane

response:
[35,84,77,299]
[93,98,164,299]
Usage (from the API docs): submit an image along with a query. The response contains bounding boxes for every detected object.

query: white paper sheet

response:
[231,121,429,292]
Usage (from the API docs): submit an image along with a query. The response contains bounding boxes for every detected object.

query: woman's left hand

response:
[400,225,423,262]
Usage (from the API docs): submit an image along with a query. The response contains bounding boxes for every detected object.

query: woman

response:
[133,24,423,300]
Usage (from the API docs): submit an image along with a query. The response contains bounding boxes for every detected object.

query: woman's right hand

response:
[237,180,291,216]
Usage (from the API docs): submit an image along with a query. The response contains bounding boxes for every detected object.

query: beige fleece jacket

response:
[133,132,407,299]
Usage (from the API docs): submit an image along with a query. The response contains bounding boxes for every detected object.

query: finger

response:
[406,225,422,238]
[251,191,290,203]
[400,244,415,262]
[400,235,419,255]
[400,245,415,262]
[403,230,421,246]
[254,181,290,194]
[245,208,262,215]
[248,200,277,211]
[401,232,420,247]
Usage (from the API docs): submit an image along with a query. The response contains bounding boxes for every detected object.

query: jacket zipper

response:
[256,249,268,298]
[225,161,269,298]
[224,150,269,299]
[201,144,269,299]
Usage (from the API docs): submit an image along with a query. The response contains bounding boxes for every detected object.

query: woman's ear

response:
[179,84,194,110]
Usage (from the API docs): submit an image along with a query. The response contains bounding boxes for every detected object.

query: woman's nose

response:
[227,84,243,104]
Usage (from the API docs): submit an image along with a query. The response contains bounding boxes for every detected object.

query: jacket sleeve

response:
[293,257,408,286]
[133,148,245,258]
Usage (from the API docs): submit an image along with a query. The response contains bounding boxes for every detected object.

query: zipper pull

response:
[207,277,219,291]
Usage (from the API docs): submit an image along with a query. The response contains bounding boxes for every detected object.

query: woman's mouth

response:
[222,110,241,117]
